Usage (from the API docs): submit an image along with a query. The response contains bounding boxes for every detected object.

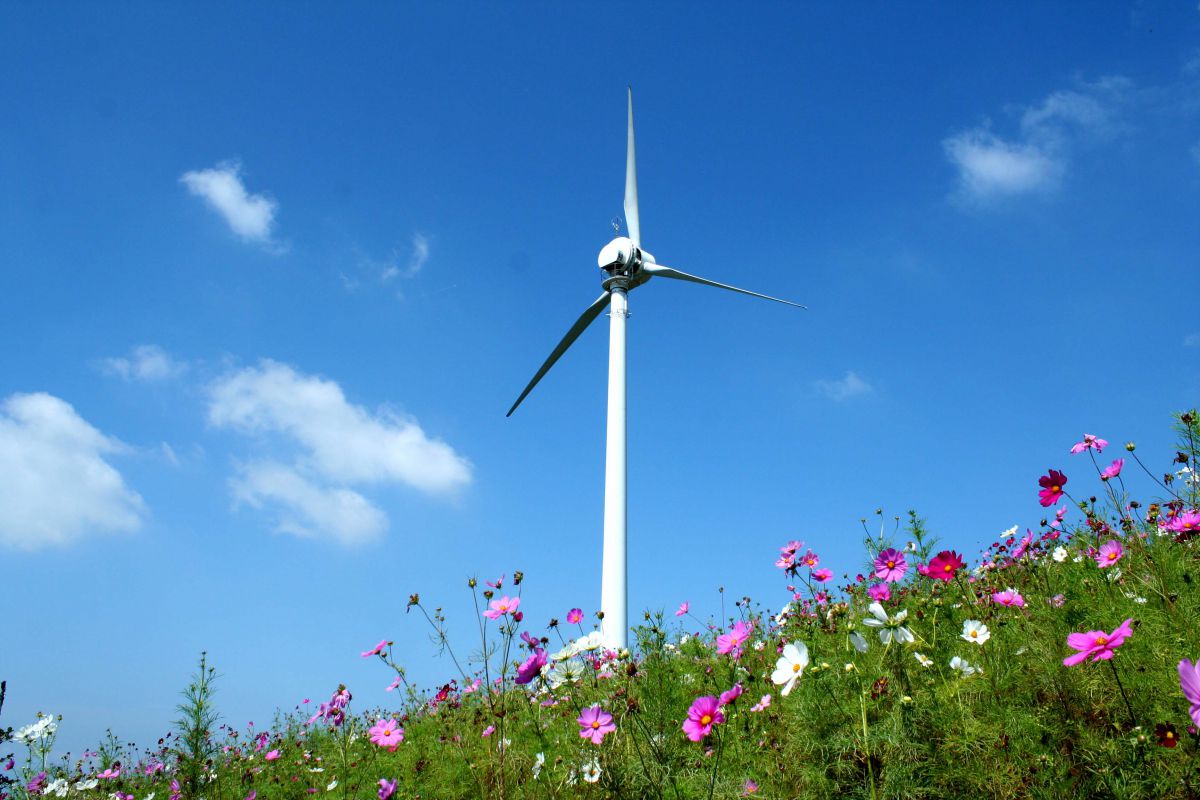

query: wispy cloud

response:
[347,233,433,292]
[0,393,145,550]
[814,371,872,401]
[1185,332,1200,347]
[381,233,430,282]
[101,344,186,382]
[180,161,281,248]
[208,360,471,544]
[943,77,1130,203]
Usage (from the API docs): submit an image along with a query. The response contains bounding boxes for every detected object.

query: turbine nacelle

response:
[598,236,655,285]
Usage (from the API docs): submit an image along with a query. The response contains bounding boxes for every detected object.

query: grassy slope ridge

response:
[5,413,1200,800]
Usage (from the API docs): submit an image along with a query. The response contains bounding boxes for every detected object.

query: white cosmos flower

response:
[532,752,545,779]
[551,631,607,661]
[849,631,869,654]
[861,602,914,644]
[75,779,99,791]
[770,641,809,696]
[45,779,69,798]
[547,660,584,690]
[775,603,793,625]
[914,652,933,668]
[950,656,980,676]
[1052,546,1067,562]
[961,620,990,645]
[326,780,338,791]
[581,759,602,783]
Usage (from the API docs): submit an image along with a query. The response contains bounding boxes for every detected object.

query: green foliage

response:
[173,652,221,800]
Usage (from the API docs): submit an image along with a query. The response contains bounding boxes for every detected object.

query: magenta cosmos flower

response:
[925,550,965,582]
[1101,458,1124,481]
[1179,659,1200,727]
[483,596,520,620]
[992,588,1025,607]
[811,568,833,583]
[1038,469,1068,507]
[718,683,744,707]
[1010,529,1034,561]
[682,695,724,742]
[675,601,689,617]
[577,705,617,745]
[1094,540,1124,568]
[264,750,280,761]
[514,648,547,685]
[1070,434,1109,454]
[566,608,584,624]
[800,550,820,569]
[716,621,752,655]
[368,718,404,750]
[1163,510,1200,537]
[873,549,907,582]
[867,583,891,602]
[378,778,397,800]
[1063,618,1134,666]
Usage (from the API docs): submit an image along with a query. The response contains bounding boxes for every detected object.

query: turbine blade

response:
[642,264,806,308]
[506,292,613,417]
[624,87,640,247]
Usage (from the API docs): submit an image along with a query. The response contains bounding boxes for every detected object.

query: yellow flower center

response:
[591,721,600,729]
[970,631,978,638]
[700,714,712,726]
[1051,485,1060,493]
[1096,636,1108,646]
[792,663,802,673]
[943,563,954,572]
[887,561,895,568]
[1108,552,1118,560]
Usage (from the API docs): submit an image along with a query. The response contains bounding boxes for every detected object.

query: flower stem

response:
[1106,658,1137,729]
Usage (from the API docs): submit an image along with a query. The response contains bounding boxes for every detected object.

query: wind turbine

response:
[506,88,804,649]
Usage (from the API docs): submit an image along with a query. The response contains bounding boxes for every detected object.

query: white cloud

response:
[208,360,471,544]
[814,371,872,401]
[101,344,186,382]
[231,461,387,545]
[377,233,432,285]
[943,131,1061,198]
[180,161,279,246]
[944,77,1129,202]
[0,393,145,550]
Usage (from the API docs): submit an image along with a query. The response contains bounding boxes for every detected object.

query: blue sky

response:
[2,3,1199,758]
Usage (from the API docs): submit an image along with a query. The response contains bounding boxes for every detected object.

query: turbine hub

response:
[598,236,637,272]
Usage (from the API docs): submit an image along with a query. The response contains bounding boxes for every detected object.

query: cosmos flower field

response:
[5,412,1200,799]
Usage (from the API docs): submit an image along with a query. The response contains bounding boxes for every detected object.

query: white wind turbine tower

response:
[507,88,804,649]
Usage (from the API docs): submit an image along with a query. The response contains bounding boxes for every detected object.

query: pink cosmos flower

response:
[360,639,388,658]
[369,718,404,750]
[566,608,584,624]
[577,705,617,745]
[1178,659,1200,727]
[873,549,906,582]
[716,621,752,656]
[265,750,280,761]
[486,574,505,589]
[675,602,689,617]
[483,596,520,620]
[926,550,965,582]
[718,683,744,707]
[800,550,820,569]
[378,778,397,800]
[811,568,833,583]
[775,553,795,569]
[992,588,1025,607]
[1049,594,1066,608]
[742,779,759,796]
[481,725,495,737]
[1063,618,1134,666]
[1038,469,1068,507]
[682,695,725,742]
[26,772,47,795]
[98,764,121,780]
[385,675,402,692]
[1010,529,1034,561]
[1094,540,1124,568]
[867,583,891,602]
[1101,459,1124,481]
[750,694,772,712]
[515,648,547,685]
[1070,434,1109,454]
[780,540,802,557]
[245,792,256,800]
[171,780,181,800]
[1162,510,1200,538]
